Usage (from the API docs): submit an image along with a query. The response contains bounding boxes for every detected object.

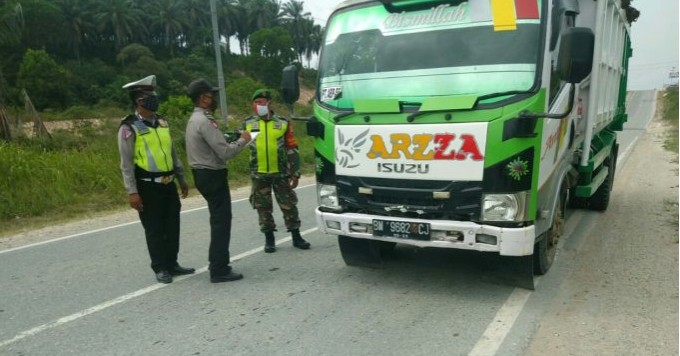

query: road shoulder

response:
[524,110,679,355]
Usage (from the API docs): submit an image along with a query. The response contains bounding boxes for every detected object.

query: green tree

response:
[218,0,242,54]
[17,49,71,110]
[0,2,23,46]
[94,0,145,50]
[226,76,265,114]
[281,0,311,64]
[56,0,95,61]
[18,0,68,54]
[303,21,323,68]
[144,0,187,55]
[247,27,294,88]
[249,27,294,60]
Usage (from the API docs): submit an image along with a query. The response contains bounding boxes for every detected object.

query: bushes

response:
[17,49,72,110]
[226,77,266,117]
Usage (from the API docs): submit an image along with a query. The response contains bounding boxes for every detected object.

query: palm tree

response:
[55,0,95,61]
[145,0,188,55]
[281,0,312,63]
[233,0,281,55]
[218,0,242,54]
[94,0,146,50]
[304,22,323,68]
[0,2,23,46]
[181,0,210,51]
[247,0,281,29]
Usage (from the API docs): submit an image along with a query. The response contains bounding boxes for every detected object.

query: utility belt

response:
[138,174,175,184]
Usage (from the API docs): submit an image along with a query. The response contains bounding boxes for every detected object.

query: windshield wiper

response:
[406,91,528,123]
[476,90,528,103]
[334,100,421,123]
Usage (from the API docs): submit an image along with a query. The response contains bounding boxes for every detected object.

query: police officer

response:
[185,78,251,283]
[117,75,194,284]
[243,89,310,253]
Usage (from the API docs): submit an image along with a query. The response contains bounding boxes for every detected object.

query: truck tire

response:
[589,144,618,211]
[534,190,564,275]
[338,235,383,267]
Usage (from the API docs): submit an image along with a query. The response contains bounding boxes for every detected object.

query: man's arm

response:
[171,144,189,198]
[284,120,301,178]
[117,124,138,194]
[199,118,248,162]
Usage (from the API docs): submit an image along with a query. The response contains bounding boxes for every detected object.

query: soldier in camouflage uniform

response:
[244,89,310,253]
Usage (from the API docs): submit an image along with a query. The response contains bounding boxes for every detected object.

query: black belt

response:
[139,175,174,184]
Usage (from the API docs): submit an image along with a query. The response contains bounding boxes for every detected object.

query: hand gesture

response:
[289,175,299,189]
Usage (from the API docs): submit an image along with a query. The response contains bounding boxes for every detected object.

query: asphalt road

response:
[0,90,668,356]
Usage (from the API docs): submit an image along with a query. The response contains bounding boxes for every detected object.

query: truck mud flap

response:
[495,255,535,290]
[338,235,383,268]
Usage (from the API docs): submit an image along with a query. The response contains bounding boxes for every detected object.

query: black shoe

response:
[291,229,310,250]
[169,265,196,276]
[264,231,276,253]
[210,271,244,283]
[155,270,172,284]
[292,238,310,249]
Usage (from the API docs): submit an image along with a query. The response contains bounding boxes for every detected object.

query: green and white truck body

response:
[305,0,632,287]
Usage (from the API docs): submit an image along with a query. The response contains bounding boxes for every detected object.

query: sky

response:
[300,0,679,90]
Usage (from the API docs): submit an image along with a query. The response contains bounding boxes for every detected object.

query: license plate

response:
[372,219,431,241]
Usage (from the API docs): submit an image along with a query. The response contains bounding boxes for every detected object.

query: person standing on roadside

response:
[185,78,251,283]
[117,75,194,284]
[243,89,310,253]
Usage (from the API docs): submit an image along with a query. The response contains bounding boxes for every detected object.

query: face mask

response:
[141,95,159,112]
[256,105,269,117]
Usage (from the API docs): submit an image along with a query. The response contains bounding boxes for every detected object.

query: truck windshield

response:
[318,1,543,110]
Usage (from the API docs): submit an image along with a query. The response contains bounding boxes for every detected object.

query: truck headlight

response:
[318,184,341,211]
[482,192,528,222]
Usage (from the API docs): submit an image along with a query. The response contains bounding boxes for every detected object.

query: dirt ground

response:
[525,111,679,355]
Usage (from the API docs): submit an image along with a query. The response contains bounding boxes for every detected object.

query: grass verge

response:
[660,87,678,153]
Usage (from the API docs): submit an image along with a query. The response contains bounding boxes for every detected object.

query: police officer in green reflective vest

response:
[117,75,195,284]
[243,89,310,253]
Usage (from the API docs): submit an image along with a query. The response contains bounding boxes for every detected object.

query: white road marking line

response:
[467,281,538,356]
[0,184,315,255]
[0,227,318,348]
[617,136,639,175]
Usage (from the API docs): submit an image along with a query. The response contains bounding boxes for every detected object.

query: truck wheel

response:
[534,192,564,275]
[338,235,383,267]
[589,145,618,211]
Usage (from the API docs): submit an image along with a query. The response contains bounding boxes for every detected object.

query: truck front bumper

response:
[316,209,535,256]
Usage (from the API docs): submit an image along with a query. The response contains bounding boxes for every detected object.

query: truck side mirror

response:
[557,27,594,84]
[281,64,300,105]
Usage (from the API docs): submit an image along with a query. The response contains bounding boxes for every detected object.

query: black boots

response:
[291,229,311,250]
[264,231,276,253]
[264,230,310,253]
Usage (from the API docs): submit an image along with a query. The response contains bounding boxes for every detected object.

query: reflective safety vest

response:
[126,116,174,173]
[245,116,289,174]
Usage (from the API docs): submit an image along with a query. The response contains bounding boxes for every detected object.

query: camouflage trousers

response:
[249,174,300,233]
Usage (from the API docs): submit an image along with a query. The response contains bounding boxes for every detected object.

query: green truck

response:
[284,0,636,288]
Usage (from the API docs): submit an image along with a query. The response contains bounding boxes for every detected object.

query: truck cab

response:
[293,0,633,288]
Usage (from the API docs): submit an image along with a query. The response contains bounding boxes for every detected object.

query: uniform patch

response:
[122,126,133,140]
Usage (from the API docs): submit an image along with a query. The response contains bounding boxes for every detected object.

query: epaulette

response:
[120,114,150,135]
